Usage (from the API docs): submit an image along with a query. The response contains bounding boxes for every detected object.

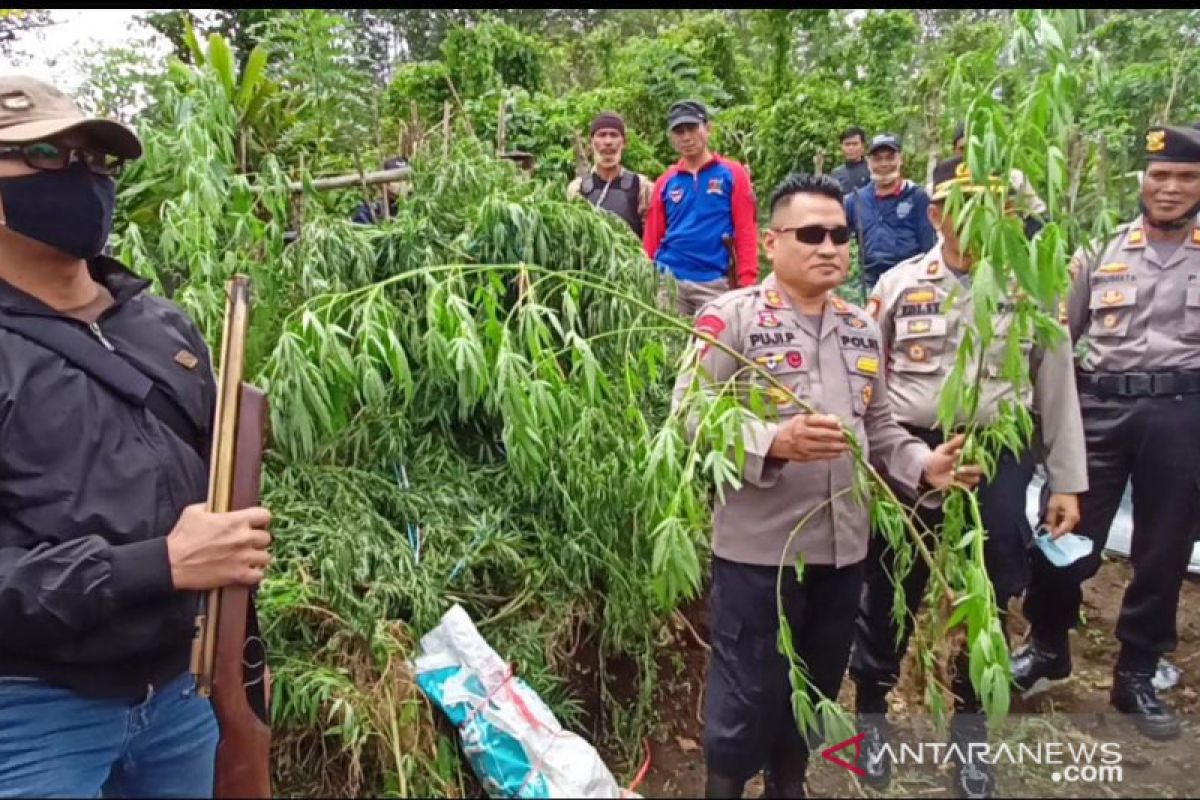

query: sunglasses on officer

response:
[0,141,125,177]
[771,224,852,246]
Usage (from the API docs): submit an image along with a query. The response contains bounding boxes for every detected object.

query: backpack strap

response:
[580,174,595,195]
[0,312,205,461]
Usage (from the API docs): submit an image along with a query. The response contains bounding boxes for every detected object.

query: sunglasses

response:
[773,224,852,246]
[0,141,125,176]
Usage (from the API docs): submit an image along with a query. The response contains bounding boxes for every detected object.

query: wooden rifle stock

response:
[190,276,273,798]
[722,233,737,287]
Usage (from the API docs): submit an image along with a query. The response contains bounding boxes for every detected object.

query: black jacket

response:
[832,159,871,195]
[0,257,215,700]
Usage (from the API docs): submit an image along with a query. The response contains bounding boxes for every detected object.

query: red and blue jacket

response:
[643,153,759,287]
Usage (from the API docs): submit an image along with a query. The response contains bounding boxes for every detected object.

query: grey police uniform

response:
[850,244,1088,713]
[671,273,933,781]
[1022,216,1200,671]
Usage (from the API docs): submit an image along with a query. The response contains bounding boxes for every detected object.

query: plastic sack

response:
[413,603,638,798]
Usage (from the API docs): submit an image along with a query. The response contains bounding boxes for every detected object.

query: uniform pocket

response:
[1183,280,1200,341]
[1087,285,1137,338]
[892,315,948,374]
[746,347,811,418]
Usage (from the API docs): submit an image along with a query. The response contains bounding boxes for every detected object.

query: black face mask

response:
[0,161,116,259]
[1139,196,1200,231]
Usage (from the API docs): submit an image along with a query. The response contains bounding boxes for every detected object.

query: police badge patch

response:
[669,188,684,203]
[757,311,782,328]
[896,200,912,219]
[694,314,725,358]
[764,289,787,309]
[755,353,783,371]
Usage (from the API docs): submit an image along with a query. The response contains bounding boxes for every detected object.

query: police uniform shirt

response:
[869,245,1088,494]
[671,273,933,568]
[1067,218,1200,374]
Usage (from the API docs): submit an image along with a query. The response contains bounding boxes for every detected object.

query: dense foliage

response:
[29,7,1200,796]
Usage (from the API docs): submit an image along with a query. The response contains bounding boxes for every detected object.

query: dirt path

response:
[637,556,1200,798]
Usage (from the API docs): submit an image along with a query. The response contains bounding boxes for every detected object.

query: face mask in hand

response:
[0,161,116,259]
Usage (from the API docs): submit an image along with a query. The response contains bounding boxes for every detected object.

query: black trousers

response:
[1022,393,1200,671]
[703,555,865,782]
[849,426,1035,713]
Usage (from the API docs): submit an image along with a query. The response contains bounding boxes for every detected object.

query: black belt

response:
[1076,371,1200,398]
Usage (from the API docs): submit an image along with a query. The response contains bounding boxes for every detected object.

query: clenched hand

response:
[166,503,273,590]
[922,434,985,491]
[768,413,850,462]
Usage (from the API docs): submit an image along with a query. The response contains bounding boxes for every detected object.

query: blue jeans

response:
[0,671,218,798]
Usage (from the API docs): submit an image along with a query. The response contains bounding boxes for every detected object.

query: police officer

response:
[952,121,1047,237]
[1012,124,1200,741]
[673,172,981,798]
[567,111,653,237]
[849,155,1088,798]
[0,75,273,796]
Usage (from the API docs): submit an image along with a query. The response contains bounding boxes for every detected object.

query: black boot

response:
[763,751,808,798]
[854,681,893,790]
[855,712,892,790]
[952,758,995,799]
[949,713,994,799]
[704,771,746,799]
[1010,636,1071,698]
[1111,668,1181,741]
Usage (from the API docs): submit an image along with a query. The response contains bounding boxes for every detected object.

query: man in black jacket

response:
[831,125,871,195]
[0,75,273,798]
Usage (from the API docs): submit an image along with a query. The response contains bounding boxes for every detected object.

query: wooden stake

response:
[442,101,451,159]
[496,90,507,156]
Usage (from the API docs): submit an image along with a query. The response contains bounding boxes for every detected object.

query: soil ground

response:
[631,553,1200,799]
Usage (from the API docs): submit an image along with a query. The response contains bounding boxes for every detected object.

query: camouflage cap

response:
[0,74,142,159]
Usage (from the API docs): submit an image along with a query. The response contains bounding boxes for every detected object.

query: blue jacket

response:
[845,180,937,281]
[643,154,759,287]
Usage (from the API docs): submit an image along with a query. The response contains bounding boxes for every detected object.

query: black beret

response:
[1144,125,1200,164]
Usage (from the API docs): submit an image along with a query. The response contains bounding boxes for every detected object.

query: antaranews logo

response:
[820,733,866,777]
[821,733,1123,786]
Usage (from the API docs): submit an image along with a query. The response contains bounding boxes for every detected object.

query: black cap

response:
[1144,125,1200,164]
[382,155,408,170]
[868,133,901,155]
[929,155,1004,202]
[667,100,709,131]
[952,121,965,145]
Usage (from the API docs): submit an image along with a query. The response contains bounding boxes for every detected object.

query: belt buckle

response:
[1126,373,1152,397]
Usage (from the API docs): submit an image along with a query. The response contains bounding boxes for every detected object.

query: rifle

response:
[189,275,273,798]
[721,233,737,288]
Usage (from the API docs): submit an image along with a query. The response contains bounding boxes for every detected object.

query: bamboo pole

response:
[249,166,413,194]
[442,101,451,159]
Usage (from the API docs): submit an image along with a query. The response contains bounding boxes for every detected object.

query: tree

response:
[0,9,52,57]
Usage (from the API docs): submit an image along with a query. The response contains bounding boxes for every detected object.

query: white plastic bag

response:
[413,604,639,798]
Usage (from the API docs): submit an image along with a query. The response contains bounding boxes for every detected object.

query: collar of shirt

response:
[874,179,907,199]
[674,152,724,175]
